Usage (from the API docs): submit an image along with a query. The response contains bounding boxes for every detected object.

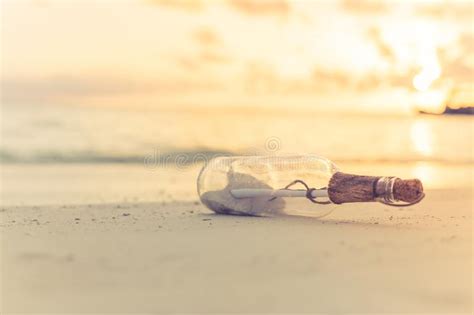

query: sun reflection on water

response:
[412,162,435,188]
[411,119,434,157]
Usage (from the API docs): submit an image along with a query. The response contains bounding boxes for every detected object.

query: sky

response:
[1,0,473,113]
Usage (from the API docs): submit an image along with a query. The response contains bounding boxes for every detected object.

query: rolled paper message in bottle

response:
[197,155,424,217]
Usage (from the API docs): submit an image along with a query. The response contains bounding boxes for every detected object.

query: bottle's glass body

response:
[197,155,339,217]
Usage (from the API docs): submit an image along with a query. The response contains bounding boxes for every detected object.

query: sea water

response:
[2,103,473,165]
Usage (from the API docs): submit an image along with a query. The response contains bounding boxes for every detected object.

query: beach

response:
[2,1,474,313]
[1,162,472,313]
[1,97,473,314]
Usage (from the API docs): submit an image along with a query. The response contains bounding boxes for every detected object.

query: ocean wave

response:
[0,149,234,164]
[0,148,472,165]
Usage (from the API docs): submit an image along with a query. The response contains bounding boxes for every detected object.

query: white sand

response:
[1,163,472,313]
[200,171,286,216]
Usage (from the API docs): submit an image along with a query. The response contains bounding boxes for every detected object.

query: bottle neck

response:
[375,176,398,204]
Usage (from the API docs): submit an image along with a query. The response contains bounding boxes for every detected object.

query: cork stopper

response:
[328,172,424,205]
[328,172,379,204]
[393,178,424,203]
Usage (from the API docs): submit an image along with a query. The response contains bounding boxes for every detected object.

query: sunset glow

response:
[411,120,434,157]
[412,44,442,92]
[414,89,447,114]
[413,60,442,92]
[2,0,473,113]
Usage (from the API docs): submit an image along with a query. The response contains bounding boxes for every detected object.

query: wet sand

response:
[1,164,472,313]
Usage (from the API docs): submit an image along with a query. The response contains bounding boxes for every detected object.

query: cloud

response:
[437,34,474,82]
[146,0,204,11]
[244,62,280,93]
[31,0,51,8]
[306,67,415,93]
[312,68,351,89]
[228,0,290,17]
[193,28,221,46]
[366,27,395,63]
[1,74,221,104]
[199,51,231,64]
[242,61,417,95]
[174,50,232,73]
[458,33,474,54]
[311,68,412,92]
[415,2,473,21]
[175,57,200,71]
[245,63,351,95]
[340,0,387,14]
[2,75,133,104]
[175,28,230,70]
[443,59,473,82]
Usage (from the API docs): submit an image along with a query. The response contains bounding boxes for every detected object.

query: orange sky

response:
[2,0,473,113]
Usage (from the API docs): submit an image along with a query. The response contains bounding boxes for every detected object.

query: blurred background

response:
[1,0,473,204]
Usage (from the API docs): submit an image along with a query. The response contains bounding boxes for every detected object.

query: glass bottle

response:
[197,155,424,217]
